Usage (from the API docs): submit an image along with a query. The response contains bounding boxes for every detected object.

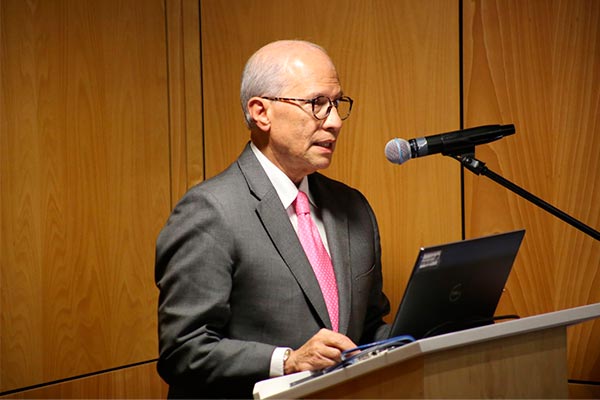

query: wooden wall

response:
[0,0,200,397]
[462,0,600,389]
[1,0,598,398]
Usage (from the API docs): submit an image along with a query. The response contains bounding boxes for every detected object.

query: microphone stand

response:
[452,154,600,241]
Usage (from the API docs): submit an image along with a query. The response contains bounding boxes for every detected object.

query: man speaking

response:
[155,40,391,398]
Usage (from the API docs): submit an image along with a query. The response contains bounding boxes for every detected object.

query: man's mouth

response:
[314,141,333,149]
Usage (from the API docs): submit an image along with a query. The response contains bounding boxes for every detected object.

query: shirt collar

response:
[250,142,316,209]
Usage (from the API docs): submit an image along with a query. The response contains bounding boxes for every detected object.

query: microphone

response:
[385,124,516,165]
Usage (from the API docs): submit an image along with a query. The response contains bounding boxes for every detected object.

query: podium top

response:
[253,302,600,399]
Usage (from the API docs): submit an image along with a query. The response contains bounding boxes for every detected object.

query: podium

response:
[253,303,600,399]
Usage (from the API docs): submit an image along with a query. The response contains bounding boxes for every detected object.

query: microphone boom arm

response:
[453,154,600,241]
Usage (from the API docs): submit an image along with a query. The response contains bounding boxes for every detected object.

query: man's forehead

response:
[283,57,340,91]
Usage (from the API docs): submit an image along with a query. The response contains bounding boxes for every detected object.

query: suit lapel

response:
[237,145,332,329]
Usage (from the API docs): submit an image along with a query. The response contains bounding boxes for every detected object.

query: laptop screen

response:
[388,229,526,340]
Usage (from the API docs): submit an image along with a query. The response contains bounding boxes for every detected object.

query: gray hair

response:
[240,40,327,129]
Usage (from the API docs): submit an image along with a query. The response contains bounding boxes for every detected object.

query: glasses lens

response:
[336,97,352,120]
[311,96,353,120]
[312,96,331,119]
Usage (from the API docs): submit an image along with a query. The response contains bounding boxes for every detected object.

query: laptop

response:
[388,229,526,340]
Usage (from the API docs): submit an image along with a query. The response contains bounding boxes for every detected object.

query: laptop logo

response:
[449,283,463,302]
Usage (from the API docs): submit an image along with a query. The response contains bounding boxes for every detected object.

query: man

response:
[155,40,390,398]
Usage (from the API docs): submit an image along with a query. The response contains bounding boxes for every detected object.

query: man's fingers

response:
[284,329,357,374]
[313,329,356,350]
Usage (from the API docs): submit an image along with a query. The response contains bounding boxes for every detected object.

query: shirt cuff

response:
[269,347,292,377]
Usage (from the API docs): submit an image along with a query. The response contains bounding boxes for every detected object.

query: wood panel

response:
[1,0,171,393]
[463,0,600,383]
[569,382,600,400]
[200,0,462,319]
[166,0,204,202]
[0,362,167,399]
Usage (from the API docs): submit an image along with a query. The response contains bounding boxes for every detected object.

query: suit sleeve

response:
[357,191,392,343]
[154,188,275,390]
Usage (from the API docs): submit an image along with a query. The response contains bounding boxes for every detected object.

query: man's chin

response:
[312,159,333,172]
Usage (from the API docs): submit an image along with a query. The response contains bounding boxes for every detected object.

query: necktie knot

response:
[294,191,311,216]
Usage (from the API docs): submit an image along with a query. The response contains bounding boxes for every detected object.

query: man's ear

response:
[247,97,271,131]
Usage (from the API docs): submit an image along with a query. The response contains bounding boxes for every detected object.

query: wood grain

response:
[166,0,203,204]
[569,381,600,400]
[1,0,171,392]
[463,0,600,382]
[4,0,596,397]
[0,362,167,399]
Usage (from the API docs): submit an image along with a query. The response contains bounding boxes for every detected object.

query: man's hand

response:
[284,329,356,374]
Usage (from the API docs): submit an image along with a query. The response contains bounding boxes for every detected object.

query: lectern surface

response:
[253,303,600,399]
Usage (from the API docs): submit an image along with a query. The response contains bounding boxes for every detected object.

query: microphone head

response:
[385,138,412,165]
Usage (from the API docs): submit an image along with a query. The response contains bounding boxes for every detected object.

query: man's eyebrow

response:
[333,92,345,100]
[310,91,344,99]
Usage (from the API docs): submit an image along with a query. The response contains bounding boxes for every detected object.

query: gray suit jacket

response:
[155,144,390,398]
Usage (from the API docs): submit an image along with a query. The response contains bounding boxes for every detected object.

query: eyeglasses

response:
[261,95,354,120]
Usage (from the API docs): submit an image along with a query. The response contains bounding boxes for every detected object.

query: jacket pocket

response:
[354,263,376,293]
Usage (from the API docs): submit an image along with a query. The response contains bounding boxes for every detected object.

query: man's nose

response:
[323,107,343,130]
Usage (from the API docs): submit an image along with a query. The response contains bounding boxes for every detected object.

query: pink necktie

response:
[294,191,339,331]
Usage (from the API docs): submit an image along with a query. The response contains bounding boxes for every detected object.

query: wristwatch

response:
[282,348,292,373]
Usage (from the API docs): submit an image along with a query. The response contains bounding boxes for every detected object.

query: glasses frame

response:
[261,95,354,120]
